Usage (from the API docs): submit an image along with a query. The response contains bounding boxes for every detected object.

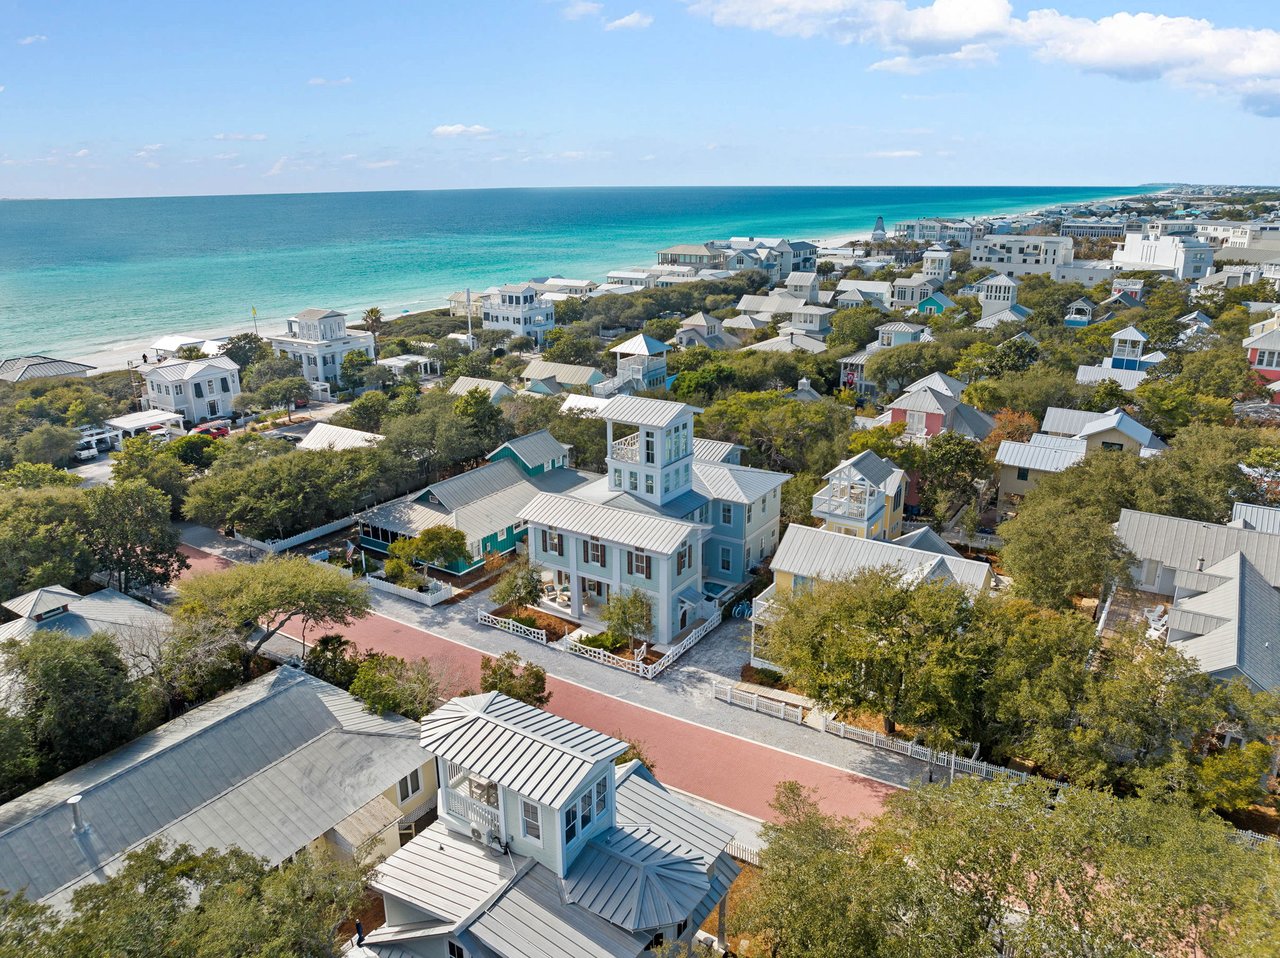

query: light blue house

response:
[916,292,957,316]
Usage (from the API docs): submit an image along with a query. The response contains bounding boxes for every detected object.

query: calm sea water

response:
[0,185,1136,359]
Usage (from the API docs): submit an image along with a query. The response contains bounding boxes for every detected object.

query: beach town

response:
[5,179,1280,954]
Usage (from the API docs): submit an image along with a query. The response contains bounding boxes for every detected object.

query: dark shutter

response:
[541,530,548,552]
[582,540,589,563]
[626,552,633,575]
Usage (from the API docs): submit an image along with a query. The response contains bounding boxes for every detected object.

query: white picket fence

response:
[232,515,355,554]
[725,839,762,867]
[476,610,548,643]
[367,574,453,606]
[566,609,723,680]
[712,681,1027,784]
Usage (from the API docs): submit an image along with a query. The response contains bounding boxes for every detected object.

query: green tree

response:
[339,350,374,391]
[110,435,192,515]
[387,526,472,570]
[1195,741,1275,813]
[453,385,509,453]
[361,305,385,341]
[252,375,312,422]
[166,433,218,469]
[541,326,599,366]
[480,650,552,708]
[0,462,83,489]
[0,487,96,598]
[173,554,371,669]
[243,353,302,391]
[349,652,442,719]
[601,588,652,650]
[917,431,990,517]
[84,479,188,593]
[16,423,81,466]
[342,389,390,432]
[490,556,544,613]
[173,344,208,360]
[219,332,272,370]
[302,633,363,691]
[3,631,138,781]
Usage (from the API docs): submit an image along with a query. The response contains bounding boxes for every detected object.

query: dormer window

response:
[595,779,607,815]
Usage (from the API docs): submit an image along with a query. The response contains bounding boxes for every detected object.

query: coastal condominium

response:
[482,284,557,346]
[267,308,376,391]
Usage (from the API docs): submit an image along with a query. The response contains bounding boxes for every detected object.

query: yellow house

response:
[0,667,438,910]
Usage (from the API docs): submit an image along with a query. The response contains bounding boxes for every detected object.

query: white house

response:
[482,284,557,345]
[267,308,376,389]
[355,693,739,958]
[140,355,241,424]
[1111,233,1215,280]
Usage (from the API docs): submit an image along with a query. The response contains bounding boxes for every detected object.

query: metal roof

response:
[490,430,571,469]
[610,334,670,356]
[519,492,701,555]
[104,409,185,431]
[598,395,696,428]
[995,438,1087,472]
[693,461,790,504]
[0,356,96,382]
[2,585,80,619]
[1112,325,1147,341]
[1232,503,1280,535]
[372,820,518,922]
[744,332,827,354]
[692,437,738,463]
[449,376,512,401]
[297,422,384,452]
[419,693,629,808]
[1116,509,1280,587]
[520,360,602,386]
[429,459,526,512]
[824,450,899,487]
[893,527,962,559]
[560,394,610,417]
[0,668,423,908]
[1042,406,1108,436]
[772,524,991,593]
[613,763,734,869]
[1075,410,1163,449]
[876,321,926,333]
[292,308,345,321]
[1075,365,1147,390]
[0,586,170,648]
[140,355,239,382]
[888,385,958,415]
[901,371,965,398]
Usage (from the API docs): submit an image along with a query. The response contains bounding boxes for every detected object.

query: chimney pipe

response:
[67,795,86,834]
[1196,557,1205,572]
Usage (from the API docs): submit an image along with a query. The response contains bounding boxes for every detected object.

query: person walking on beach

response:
[141,352,148,364]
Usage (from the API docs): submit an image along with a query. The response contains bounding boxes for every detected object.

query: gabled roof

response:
[292,307,345,321]
[1116,509,1280,588]
[520,360,603,386]
[141,355,239,382]
[297,422,384,452]
[903,371,965,399]
[1231,502,1280,535]
[0,668,422,908]
[1042,406,1106,436]
[824,450,900,487]
[428,459,527,512]
[888,385,958,416]
[519,493,702,554]
[449,376,513,401]
[3,585,80,619]
[610,334,670,357]
[977,273,1020,289]
[772,525,991,593]
[560,394,610,417]
[1075,409,1165,449]
[744,332,828,354]
[489,430,570,469]
[996,437,1087,472]
[0,586,171,646]
[1075,365,1147,390]
[892,527,962,559]
[598,395,695,428]
[876,321,926,334]
[693,461,790,504]
[0,356,96,383]
[1244,327,1280,350]
[1112,325,1147,341]
[681,311,715,329]
[692,438,739,463]
[419,693,628,807]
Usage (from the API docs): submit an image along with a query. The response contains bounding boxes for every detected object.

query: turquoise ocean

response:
[0,185,1137,361]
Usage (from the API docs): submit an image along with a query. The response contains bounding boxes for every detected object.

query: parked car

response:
[145,424,173,444]
[73,439,100,462]
[190,420,231,439]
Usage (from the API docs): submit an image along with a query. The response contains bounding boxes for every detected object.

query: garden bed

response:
[491,601,580,640]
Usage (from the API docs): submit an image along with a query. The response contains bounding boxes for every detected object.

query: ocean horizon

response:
[0,184,1140,363]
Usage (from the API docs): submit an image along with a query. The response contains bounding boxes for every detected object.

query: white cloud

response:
[339,153,359,161]
[605,11,653,30]
[432,123,492,137]
[213,152,238,160]
[71,148,89,158]
[0,86,5,93]
[308,76,352,86]
[686,1,1280,116]
[562,1,602,19]
[17,34,47,45]
[135,144,163,159]
[866,149,922,158]
[363,159,399,169]
[265,156,288,177]
[214,132,267,141]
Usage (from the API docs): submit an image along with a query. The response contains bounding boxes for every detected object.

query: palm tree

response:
[362,306,384,353]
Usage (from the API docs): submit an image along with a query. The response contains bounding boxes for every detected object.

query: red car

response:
[190,420,231,439]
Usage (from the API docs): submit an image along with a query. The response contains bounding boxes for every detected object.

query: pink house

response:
[1244,327,1280,386]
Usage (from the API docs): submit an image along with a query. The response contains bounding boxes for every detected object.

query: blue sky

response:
[3,0,1278,198]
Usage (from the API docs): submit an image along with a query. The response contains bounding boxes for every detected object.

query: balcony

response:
[751,582,778,623]
[812,485,871,521]
[441,785,500,835]
[610,433,641,464]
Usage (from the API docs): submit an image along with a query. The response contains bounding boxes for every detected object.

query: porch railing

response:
[441,787,499,834]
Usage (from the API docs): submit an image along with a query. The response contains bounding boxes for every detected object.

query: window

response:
[521,799,541,842]
[644,431,655,465]
[1016,467,1030,482]
[628,551,651,578]
[173,384,184,396]
[564,804,578,844]
[397,768,421,804]
[193,381,204,398]
[219,377,231,393]
[583,540,606,567]
[906,410,927,435]
[645,474,654,495]
[720,547,732,572]
[613,468,622,488]
[663,471,670,494]
[580,793,593,829]
[448,942,467,958]
[721,504,733,525]
[747,504,753,523]
[629,471,638,492]
[1101,441,1124,452]
[595,778,607,815]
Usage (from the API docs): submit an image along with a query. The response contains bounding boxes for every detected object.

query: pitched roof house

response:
[355,693,739,958]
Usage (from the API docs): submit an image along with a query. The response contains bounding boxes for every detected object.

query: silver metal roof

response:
[888,385,957,415]
[893,527,962,559]
[521,360,602,386]
[1232,502,1280,535]
[519,492,702,555]
[610,333,670,356]
[772,524,991,593]
[430,459,526,512]
[825,450,899,487]
[995,438,1087,472]
[903,371,965,398]
[692,437,738,463]
[449,376,512,400]
[296,422,384,452]
[1075,365,1148,390]
[1075,410,1164,449]
[598,395,696,428]
[492,429,571,469]
[1041,406,1106,436]
[0,668,422,908]
[0,356,96,382]
[1117,509,1280,587]
[0,586,171,652]
[692,461,790,504]
[419,693,628,808]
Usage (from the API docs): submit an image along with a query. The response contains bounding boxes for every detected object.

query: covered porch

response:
[438,761,500,837]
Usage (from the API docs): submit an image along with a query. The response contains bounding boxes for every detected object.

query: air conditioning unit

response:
[470,826,484,843]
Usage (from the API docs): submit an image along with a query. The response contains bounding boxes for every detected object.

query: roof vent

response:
[1196,557,1205,572]
[67,794,88,835]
